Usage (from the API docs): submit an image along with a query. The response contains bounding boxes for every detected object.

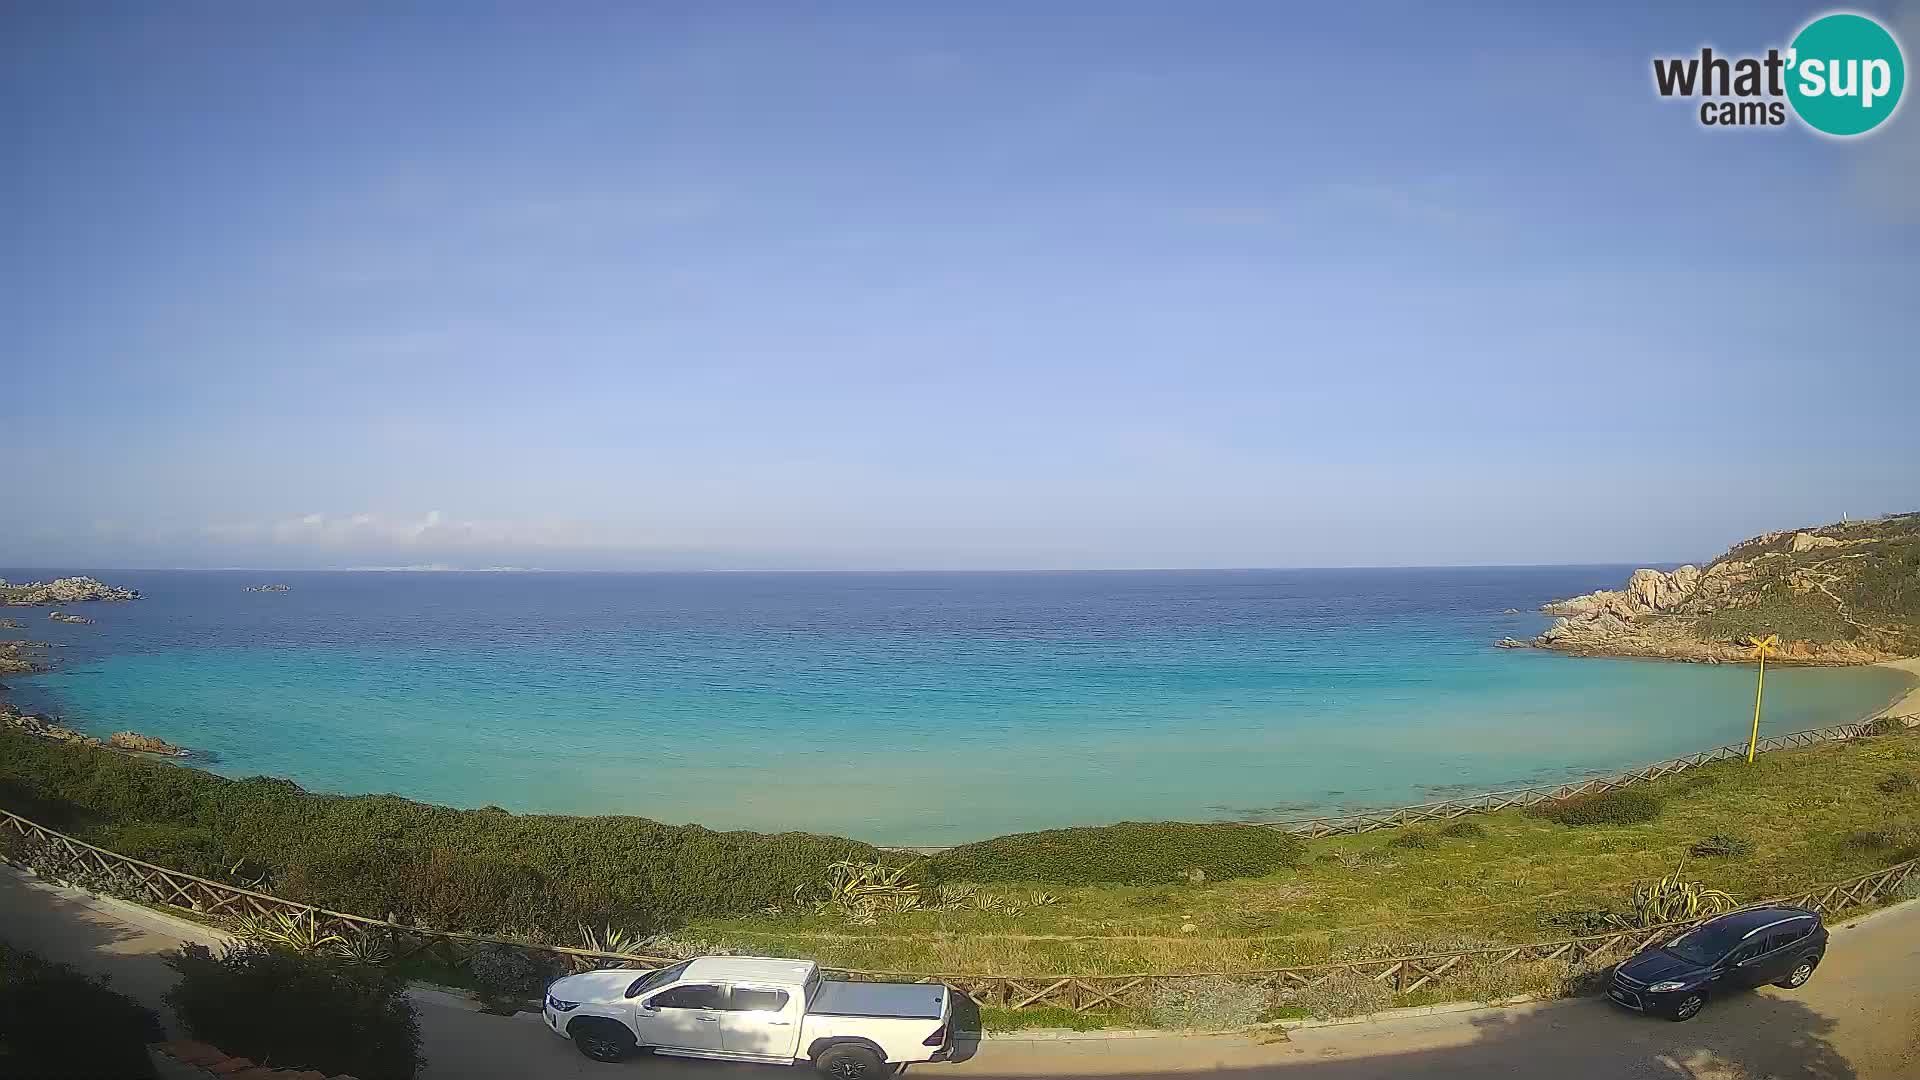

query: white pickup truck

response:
[543,955,954,1077]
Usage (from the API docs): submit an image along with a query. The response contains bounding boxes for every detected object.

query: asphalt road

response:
[4,867,1916,1080]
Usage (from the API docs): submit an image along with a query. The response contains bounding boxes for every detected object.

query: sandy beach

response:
[1875,656,1920,720]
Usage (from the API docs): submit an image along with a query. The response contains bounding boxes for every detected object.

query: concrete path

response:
[5,867,1917,1079]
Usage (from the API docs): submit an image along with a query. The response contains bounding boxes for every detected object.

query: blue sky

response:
[3,1,1915,570]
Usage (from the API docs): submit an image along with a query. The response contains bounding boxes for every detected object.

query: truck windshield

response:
[625,960,692,998]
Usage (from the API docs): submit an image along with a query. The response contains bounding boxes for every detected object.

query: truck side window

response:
[729,988,790,1012]
[650,984,724,1010]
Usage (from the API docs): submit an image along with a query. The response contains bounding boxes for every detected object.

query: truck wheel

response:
[569,1018,635,1062]
[814,1043,893,1079]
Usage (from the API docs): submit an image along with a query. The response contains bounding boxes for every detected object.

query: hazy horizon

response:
[5,3,1916,573]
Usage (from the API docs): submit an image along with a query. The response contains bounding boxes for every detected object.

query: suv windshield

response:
[1664,920,1748,966]
[625,960,692,998]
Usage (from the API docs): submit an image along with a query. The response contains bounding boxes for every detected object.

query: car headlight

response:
[546,993,582,1012]
[1647,981,1689,993]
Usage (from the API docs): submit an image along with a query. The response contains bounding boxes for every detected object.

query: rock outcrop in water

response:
[1,576,140,605]
[0,640,44,677]
[48,611,93,625]
[245,583,292,592]
[1512,513,1920,665]
[109,730,190,757]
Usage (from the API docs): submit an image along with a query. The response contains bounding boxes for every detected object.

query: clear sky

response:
[3,1,1915,571]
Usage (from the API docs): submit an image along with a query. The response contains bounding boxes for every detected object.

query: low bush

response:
[1,942,161,1079]
[1279,970,1393,1021]
[1147,976,1270,1030]
[0,729,878,935]
[165,943,424,1080]
[927,822,1304,886]
[467,942,549,1002]
[1878,770,1919,795]
[1689,833,1755,858]
[1386,829,1435,850]
[1437,819,1487,839]
[1526,787,1663,827]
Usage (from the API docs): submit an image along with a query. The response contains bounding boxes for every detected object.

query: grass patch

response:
[1438,820,1488,839]
[1526,787,1662,826]
[1878,770,1919,795]
[928,823,1304,886]
[1689,833,1755,858]
[1386,829,1436,849]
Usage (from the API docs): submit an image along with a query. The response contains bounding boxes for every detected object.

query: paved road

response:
[5,867,1916,1079]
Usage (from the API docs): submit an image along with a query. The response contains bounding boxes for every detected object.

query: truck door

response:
[635,983,728,1052]
[719,985,799,1059]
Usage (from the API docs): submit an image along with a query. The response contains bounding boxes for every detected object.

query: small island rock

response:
[109,731,190,757]
[2,576,141,606]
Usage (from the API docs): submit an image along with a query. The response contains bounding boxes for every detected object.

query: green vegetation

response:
[1879,769,1919,795]
[0,728,880,936]
[1698,512,1920,652]
[166,943,423,1080]
[1,942,161,1079]
[1688,833,1754,858]
[5,726,1918,991]
[1525,787,1663,826]
[684,732,1920,976]
[927,822,1305,886]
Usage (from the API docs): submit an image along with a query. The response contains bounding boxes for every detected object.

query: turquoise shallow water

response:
[4,568,1910,845]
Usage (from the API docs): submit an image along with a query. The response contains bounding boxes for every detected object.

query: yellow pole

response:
[1747,649,1766,763]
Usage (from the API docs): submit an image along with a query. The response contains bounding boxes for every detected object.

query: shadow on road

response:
[942,992,1860,1080]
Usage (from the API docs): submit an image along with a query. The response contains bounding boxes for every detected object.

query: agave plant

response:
[329,928,395,966]
[812,859,925,922]
[573,923,647,971]
[1628,864,1736,928]
[229,909,347,954]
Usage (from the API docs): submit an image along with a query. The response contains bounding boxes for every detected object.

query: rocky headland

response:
[1507,513,1920,665]
[0,576,140,605]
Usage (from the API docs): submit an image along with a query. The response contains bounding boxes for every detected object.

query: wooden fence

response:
[1254,721,1882,838]
[4,804,1915,1014]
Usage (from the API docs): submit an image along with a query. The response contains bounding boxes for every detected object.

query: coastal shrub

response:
[1386,829,1435,850]
[0,729,879,936]
[1437,819,1487,839]
[1542,908,1626,936]
[1526,787,1663,827]
[927,822,1304,886]
[1279,970,1393,1021]
[1878,770,1919,795]
[1147,976,1269,1030]
[166,943,424,1080]
[1,941,162,1080]
[1689,833,1756,858]
[467,942,548,1004]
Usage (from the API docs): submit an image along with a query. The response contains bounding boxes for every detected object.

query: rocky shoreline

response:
[1502,516,1919,666]
[1,702,189,757]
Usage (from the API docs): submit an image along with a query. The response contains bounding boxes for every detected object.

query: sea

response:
[2,567,1910,846]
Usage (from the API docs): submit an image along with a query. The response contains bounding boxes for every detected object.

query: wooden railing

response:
[4,804,1915,1014]
[1252,722,1881,837]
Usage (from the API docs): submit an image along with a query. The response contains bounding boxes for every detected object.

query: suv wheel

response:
[569,1018,635,1062]
[1775,957,1817,989]
[1666,992,1706,1022]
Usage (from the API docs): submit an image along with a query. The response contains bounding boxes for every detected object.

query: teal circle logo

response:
[1786,13,1905,136]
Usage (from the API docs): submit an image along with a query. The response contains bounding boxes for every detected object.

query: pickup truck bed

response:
[810,981,946,1019]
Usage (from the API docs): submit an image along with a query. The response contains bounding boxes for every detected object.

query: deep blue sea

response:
[2,568,1910,845]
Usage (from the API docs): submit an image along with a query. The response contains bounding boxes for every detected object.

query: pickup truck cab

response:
[544,955,952,1078]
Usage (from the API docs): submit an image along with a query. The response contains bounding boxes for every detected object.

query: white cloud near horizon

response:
[202,511,631,552]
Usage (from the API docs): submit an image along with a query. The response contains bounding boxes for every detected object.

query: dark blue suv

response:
[1608,906,1827,1021]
